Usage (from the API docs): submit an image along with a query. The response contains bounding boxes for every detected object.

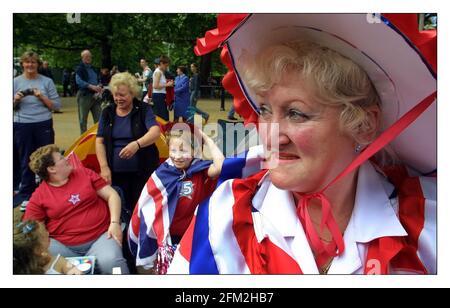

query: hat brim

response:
[225,14,436,174]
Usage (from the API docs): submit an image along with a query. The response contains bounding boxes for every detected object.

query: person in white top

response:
[136,58,152,100]
[13,220,82,274]
[152,55,174,121]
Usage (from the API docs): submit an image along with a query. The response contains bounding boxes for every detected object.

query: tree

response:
[13,13,222,82]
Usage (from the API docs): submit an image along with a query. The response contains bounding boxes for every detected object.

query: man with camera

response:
[13,51,61,208]
[75,49,102,134]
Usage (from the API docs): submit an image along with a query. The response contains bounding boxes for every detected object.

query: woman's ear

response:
[355,105,381,145]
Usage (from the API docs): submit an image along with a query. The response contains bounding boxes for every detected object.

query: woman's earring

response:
[355,144,362,153]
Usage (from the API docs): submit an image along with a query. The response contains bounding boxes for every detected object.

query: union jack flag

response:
[128,157,215,273]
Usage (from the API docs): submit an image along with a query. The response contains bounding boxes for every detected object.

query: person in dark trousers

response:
[62,69,71,97]
[13,51,61,207]
[187,63,209,123]
[96,72,160,218]
[152,55,174,121]
[70,71,78,96]
[75,49,102,134]
[227,105,237,121]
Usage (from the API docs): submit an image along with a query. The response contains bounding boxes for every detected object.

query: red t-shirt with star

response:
[169,169,218,237]
[24,166,110,246]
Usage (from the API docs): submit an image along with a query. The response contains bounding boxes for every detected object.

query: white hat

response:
[224,14,436,174]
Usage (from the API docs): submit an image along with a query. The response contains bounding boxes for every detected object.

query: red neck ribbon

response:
[295,92,436,267]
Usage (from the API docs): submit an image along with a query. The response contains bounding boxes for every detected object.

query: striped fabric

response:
[128,158,213,272]
[169,150,436,274]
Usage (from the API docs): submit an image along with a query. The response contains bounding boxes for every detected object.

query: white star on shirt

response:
[68,194,81,205]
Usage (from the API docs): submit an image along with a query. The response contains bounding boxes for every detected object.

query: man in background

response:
[75,49,102,134]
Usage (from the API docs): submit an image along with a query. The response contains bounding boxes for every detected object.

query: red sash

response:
[364,166,428,274]
[232,167,429,274]
[232,171,303,274]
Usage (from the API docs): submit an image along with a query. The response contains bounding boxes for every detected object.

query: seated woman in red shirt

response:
[23,144,129,274]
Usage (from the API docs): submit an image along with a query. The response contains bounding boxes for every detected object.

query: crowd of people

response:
[13,49,224,274]
[13,13,436,276]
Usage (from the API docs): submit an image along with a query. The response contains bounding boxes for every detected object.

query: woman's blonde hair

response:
[109,72,140,98]
[28,144,60,181]
[20,51,42,67]
[243,40,382,145]
[13,220,50,274]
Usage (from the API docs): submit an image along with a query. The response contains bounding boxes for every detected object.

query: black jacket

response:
[100,98,160,177]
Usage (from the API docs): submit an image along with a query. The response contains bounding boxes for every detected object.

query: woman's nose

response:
[261,121,290,151]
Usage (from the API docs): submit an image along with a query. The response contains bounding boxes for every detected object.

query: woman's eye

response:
[288,109,309,121]
[259,105,271,117]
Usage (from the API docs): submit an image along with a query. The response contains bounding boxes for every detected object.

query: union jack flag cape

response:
[167,146,436,275]
[128,158,213,272]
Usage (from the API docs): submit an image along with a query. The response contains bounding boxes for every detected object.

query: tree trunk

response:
[101,41,112,69]
[199,53,212,97]
[100,15,113,69]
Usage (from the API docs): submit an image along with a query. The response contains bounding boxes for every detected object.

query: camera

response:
[20,88,35,96]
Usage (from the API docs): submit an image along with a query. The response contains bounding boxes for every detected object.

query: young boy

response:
[129,124,224,273]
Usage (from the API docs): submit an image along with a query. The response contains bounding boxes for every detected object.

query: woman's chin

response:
[269,169,298,191]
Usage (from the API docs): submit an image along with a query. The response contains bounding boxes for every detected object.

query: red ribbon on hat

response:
[295,91,436,267]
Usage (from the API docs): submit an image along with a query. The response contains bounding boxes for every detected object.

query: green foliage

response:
[14,13,223,79]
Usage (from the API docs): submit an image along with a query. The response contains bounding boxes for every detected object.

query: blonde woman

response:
[169,14,436,275]
[96,72,160,215]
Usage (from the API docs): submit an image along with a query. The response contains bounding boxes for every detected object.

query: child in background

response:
[14,220,82,275]
[129,124,225,273]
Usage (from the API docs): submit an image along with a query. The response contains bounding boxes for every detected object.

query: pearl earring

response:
[355,144,362,153]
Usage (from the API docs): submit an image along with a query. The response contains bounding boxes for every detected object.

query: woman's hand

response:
[14,92,24,103]
[166,80,174,87]
[107,223,123,247]
[118,141,139,159]
[32,88,42,99]
[100,165,112,184]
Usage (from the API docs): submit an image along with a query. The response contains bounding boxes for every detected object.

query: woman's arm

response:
[35,79,61,111]
[119,125,160,160]
[97,185,123,247]
[137,125,160,148]
[95,137,112,184]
